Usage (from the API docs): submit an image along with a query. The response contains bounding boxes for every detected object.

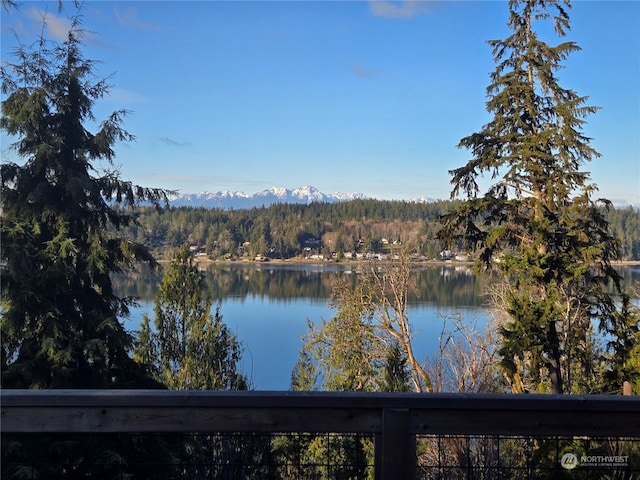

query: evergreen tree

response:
[438,0,637,393]
[603,293,640,394]
[300,295,382,392]
[289,299,377,480]
[0,11,185,478]
[133,245,254,479]
[290,350,318,391]
[1,15,169,389]
[136,244,247,390]
[381,342,412,392]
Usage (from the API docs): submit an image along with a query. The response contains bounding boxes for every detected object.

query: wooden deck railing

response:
[2,390,640,480]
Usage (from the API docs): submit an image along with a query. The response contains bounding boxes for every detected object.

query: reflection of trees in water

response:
[113,263,493,307]
[621,265,640,287]
[111,263,163,301]
[413,266,492,307]
[112,264,637,308]
[199,265,488,307]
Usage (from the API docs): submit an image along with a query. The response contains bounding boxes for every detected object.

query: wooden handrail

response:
[2,390,639,435]
[2,390,639,480]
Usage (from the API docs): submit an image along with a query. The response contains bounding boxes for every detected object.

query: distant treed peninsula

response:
[120,198,640,262]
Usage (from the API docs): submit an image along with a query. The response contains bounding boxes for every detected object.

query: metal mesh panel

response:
[415,435,640,480]
[3,432,639,479]
[1,432,375,480]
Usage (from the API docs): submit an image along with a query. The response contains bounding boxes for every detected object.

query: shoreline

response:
[189,257,640,267]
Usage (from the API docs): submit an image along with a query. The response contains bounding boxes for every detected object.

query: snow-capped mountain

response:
[170,186,367,209]
[411,195,437,204]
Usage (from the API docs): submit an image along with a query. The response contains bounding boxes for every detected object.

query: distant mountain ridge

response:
[170,186,436,209]
[170,186,366,209]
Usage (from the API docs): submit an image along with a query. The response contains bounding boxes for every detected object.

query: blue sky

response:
[1,1,639,205]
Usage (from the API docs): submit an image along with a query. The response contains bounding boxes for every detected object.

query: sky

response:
[1,1,639,205]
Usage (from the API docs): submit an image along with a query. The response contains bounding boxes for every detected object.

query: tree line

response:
[119,200,640,262]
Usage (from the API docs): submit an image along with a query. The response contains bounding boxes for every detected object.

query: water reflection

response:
[111,263,639,390]
[112,262,495,307]
[113,262,639,307]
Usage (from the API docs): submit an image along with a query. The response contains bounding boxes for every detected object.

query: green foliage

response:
[121,199,639,263]
[0,14,168,389]
[382,342,412,392]
[271,432,374,480]
[135,244,247,390]
[438,0,637,394]
[119,199,457,260]
[293,252,432,393]
[0,10,181,477]
[608,206,640,260]
[290,350,318,391]
[602,293,640,394]
[300,280,383,392]
[286,263,422,480]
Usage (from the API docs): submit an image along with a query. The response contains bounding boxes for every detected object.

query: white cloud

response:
[114,6,161,31]
[25,7,104,45]
[368,0,434,19]
[26,7,71,41]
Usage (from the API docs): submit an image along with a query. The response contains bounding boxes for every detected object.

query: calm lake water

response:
[114,263,640,390]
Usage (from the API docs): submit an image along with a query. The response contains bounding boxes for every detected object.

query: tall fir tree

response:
[438,0,638,394]
[0,10,186,478]
[1,15,169,389]
[135,244,247,390]
[133,245,253,478]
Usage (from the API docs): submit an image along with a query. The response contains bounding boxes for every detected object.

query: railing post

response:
[375,408,415,480]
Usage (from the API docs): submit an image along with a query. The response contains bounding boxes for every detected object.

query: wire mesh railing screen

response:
[3,433,640,479]
[1,432,375,480]
[416,435,640,480]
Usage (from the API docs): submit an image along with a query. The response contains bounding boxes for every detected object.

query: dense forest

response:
[120,199,640,262]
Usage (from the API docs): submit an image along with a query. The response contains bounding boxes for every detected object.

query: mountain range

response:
[169,186,436,209]
[169,186,364,209]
